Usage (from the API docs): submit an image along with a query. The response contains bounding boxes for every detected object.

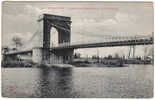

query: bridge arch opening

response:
[50,27,59,47]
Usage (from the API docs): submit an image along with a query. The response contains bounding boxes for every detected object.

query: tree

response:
[114,53,119,59]
[107,54,112,59]
[2,46,9,54]
[12,36,23,49]
[74,53,81,58]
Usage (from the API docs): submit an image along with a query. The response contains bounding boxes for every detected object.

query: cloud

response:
[101,19,117,26]
[24,5,42,15]
[114,12,140,24]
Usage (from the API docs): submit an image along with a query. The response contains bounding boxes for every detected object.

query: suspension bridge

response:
[4,14,154,64]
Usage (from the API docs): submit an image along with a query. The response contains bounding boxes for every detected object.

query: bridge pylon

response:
[32,14,73,64]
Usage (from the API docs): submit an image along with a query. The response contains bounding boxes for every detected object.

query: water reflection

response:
[38,67,73,98]
[2,65,153,98]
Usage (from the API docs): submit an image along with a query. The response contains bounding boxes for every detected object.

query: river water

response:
[2,64,153,98]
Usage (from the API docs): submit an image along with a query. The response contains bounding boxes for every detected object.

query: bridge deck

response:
[5,38,153,55]
[51,39,153,50]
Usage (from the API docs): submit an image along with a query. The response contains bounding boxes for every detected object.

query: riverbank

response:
[2,60,74,68]
[1,59,153,68]
[2,61,34,68]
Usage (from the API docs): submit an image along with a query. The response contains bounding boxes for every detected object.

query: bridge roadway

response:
[5,38,153,55]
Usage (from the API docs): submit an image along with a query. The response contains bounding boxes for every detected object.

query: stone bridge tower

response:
[33,14,73,64]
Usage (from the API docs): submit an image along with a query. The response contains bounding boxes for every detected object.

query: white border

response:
[0,0,154,100]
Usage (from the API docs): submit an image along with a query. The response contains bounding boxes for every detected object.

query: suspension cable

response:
[22,22,40,49]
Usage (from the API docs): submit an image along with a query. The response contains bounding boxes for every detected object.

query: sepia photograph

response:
[1,1,154,98]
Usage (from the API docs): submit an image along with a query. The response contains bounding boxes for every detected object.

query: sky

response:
[2,1,154,58]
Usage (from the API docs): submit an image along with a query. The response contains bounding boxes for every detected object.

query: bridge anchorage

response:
[3,14,154,65]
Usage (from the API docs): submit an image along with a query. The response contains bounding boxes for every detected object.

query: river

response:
[2,64,153,98]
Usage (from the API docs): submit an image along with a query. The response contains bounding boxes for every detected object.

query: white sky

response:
[2,1,154,57]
